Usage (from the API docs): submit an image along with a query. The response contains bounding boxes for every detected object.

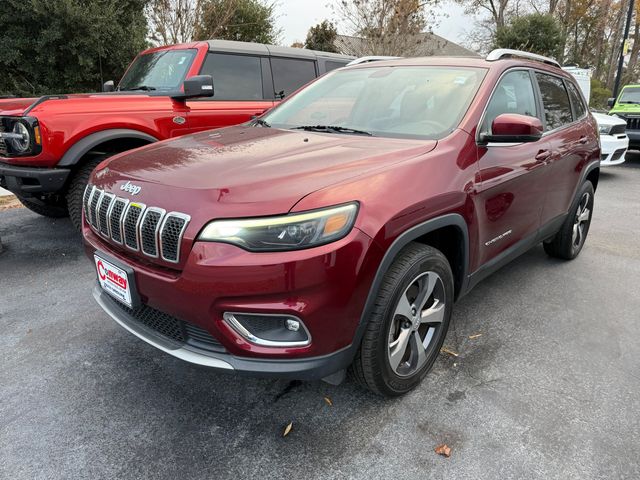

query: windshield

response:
[118,49,196,92]
[618,87,640,104]
[261,65,486,140]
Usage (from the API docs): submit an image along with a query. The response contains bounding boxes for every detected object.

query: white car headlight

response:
[198,203,359,251]
[598,124,612,135]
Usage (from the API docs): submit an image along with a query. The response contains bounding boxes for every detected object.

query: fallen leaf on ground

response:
[468,333,483,339]
[440,347,459,357]
[27,329,32,334]
[324,396,333,406]
[283,422,293,437]
[434,444,451,457]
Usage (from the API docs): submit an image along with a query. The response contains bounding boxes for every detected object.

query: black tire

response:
[543,180,595,260]
[66,157,106,231]
[17,195,68,218]
[350,243,454,397]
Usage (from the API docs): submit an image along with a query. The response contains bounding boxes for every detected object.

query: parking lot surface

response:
[1,157,639,480]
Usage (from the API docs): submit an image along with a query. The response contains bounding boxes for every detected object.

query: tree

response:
[335,0,437,56]
[147,0,203,46]
[0,0,147,97]
[194,0,280,44]
[495,13,562,57]
[305,20,339,52]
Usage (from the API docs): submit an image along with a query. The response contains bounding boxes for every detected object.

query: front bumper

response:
[625,130,640,150]
[0,162,70,195]
[600,134,629,166]
[84,224,380,379]
[94,286,353,380]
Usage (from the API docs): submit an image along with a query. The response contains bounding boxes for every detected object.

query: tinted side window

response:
[200,53,263,100]
[535,73,573,130]
[482,70,537,134]
[271,58,317,97]
[325,60,348,72]
[566,81,587,118]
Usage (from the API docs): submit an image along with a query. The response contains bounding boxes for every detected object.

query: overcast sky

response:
[274,1,477,49]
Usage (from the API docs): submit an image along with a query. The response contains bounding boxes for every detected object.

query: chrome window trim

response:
[139,207,166,259]
[222,312,312,348]
[121,202,147,252]
[99,192,116,239]
[159,212,191,264]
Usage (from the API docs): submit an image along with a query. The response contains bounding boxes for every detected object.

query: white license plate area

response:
[94,255,132,307]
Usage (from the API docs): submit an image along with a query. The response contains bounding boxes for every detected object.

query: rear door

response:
[534,72,591,224]
[475,69,551,265]
[186,52,275,133]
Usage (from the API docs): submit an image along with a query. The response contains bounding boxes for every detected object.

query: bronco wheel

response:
[543,181,594,260]
[16,195,68,218]
[350,243,454,397]
[66,156,108,231]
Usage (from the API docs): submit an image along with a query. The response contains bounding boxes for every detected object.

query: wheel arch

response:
[346,214,470,364]
[58,129,158,167]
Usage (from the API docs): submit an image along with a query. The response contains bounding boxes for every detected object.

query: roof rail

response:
[347,56,402,66]
[486,49,560,68]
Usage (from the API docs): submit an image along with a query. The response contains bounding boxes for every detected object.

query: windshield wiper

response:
[252,118,271,127]
[121,85,157,91]
[291,125,373,136]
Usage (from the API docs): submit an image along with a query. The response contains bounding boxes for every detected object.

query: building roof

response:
[334,33,478,58]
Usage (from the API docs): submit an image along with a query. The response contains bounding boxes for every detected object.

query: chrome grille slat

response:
[122,202,146,251]
[83,184,190,264]
[89,189,103,230]
[139,207,165,258]
[98,193,115,237]
[160,213,191,264]
[108,198,128,244]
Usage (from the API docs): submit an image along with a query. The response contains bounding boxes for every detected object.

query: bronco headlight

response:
[0,117,41,156]
[198,203,358,251]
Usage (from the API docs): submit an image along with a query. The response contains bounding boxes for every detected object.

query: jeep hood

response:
[93,126,436,218]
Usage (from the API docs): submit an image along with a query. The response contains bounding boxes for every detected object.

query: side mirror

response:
[481,113,543,144]
[607,97,615,107]
[103,80,115,92]
[171,75,214,101]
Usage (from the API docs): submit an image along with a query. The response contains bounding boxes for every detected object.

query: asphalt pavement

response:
[1,156,639,479]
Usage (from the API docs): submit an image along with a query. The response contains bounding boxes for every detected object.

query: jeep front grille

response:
[610,124,626,135]
[84,185,190,264]
[624,116,640,131]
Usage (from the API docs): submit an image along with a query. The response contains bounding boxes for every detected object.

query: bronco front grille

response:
[109,296,225,353]
[84,185,191,264]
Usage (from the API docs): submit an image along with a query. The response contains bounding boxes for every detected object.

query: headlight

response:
[598,124,612,135]
[198,203,358,251]
[0,117,41,156]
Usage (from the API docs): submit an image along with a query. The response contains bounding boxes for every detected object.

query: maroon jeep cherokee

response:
[82,50,599,397]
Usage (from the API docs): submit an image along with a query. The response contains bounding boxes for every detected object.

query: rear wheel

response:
[543,180,594,260]
[350,243,454,397]
[66,157,108,231]
[17,195,68,218]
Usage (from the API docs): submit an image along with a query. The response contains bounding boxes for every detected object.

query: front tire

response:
[543,180,594,260]
[66,157,107,231]
[350,243,454,397]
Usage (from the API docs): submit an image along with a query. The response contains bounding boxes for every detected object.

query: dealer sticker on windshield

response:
[95,255,132,307]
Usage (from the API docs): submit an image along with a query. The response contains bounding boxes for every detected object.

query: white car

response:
[592,111,628,166]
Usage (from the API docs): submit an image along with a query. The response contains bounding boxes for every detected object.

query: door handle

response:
[578,136,588,144]
[535,150,552,162]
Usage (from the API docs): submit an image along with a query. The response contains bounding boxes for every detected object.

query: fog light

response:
[285,319,300,331]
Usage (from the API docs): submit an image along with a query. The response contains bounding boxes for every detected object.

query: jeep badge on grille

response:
[120,181,142,195]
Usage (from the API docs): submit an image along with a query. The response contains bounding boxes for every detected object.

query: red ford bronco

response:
[0,40,352,229]
[83,49,600,396]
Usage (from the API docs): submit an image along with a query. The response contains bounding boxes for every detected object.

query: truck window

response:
[200,53,264,100]
[481,70,537,135]
[325,60,349,72]
[271,58,317,98]
[119,49,196,92]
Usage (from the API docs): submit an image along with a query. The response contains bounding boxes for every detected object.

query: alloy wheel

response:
[387,271,446,377]
[572,192,591,251]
